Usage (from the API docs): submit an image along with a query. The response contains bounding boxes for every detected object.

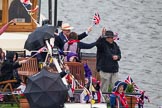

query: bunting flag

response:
[80,88,91,103]
[71,78,76,93]
[93,12,101,25]
[0,93,3,101]
[65,74,76,93]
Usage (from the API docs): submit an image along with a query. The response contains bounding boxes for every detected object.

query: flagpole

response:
[45,40,68,85]
[26,52,39,61]
[0,19,16,35]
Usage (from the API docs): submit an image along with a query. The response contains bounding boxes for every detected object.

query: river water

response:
[41,0,162,107]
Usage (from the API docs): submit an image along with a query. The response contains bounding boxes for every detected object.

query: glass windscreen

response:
[8,0,31,23]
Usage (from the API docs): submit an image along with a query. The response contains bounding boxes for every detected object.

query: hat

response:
[67,52,78,62]
[61,23,74,30]
[113,81,127,92]
[103,30,114,38]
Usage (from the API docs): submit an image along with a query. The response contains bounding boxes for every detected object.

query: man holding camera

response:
[96,28,121,94]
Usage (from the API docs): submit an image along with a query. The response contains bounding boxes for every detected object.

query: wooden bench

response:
[18,57,39,82]
[82,56,100,80]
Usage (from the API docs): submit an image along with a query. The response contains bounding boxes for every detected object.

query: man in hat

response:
[96,28,121,95]
[54,23,92,50]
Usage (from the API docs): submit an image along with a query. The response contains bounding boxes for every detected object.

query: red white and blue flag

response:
[93,12,101,25]
[125,75,133,85]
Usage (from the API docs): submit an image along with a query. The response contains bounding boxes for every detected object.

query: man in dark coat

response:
[54,23,92,50]
[96,29,121,94]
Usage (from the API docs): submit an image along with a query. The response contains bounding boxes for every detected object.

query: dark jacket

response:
[54,31,88,50]
[96,37,121,73]
[0,52,21,82]
[78,42,96,49]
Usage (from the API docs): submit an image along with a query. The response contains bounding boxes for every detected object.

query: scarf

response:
[113,91,129,108]
[68,39,80,45]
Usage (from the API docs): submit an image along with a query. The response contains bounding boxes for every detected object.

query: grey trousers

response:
[99,71,118,93]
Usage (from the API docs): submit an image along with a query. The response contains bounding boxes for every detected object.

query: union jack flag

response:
[125,75,133,84]
[125,75,140,91]
[93,12,101,25]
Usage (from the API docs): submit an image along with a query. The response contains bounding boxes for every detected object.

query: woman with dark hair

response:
[64,32,96,61]
[0,51,26,88]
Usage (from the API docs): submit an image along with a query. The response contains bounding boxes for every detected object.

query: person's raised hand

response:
[102,27,106,36]
[87,26,92,33]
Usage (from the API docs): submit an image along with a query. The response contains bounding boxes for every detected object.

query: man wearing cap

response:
[54,23,92,50]
[96,28,121,95]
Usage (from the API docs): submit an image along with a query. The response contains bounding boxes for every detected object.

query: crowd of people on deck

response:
[0,22,149,108]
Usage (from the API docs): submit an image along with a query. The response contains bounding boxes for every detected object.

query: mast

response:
[54,0,57,26]
[37,0,41,24]
[48,0,52,24]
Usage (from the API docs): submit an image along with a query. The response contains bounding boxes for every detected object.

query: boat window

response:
[8,0,31,23]
[0,0,2,22]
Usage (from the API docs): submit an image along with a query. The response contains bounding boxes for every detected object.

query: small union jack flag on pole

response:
[92,12,101,25]
[125,75,133,85]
